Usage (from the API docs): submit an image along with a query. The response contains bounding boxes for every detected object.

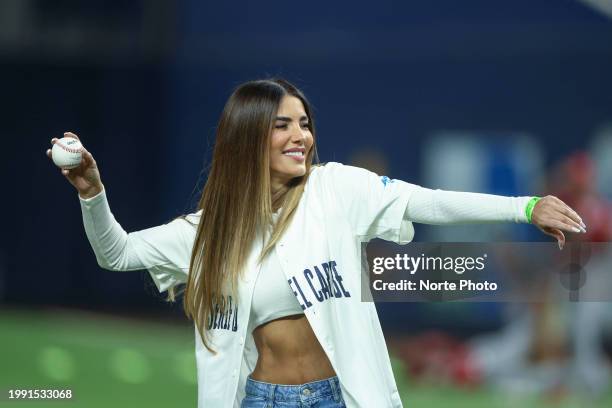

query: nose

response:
[290,123,308,143]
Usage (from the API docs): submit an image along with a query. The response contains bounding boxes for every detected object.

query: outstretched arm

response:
[405,186,585,249]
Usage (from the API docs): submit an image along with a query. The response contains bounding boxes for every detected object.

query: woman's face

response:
[269,95,313,190]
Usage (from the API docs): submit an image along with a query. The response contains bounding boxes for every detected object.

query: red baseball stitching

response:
[56,137,84,154]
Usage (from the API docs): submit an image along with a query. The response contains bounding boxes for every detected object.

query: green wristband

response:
[525,196,541,224]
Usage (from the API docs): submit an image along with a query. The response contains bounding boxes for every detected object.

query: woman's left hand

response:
[530,195,586,250]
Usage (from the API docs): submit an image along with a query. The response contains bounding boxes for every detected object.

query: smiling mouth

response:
[283,151,304,157]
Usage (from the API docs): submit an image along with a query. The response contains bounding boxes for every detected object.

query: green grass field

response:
[1,309,610,408]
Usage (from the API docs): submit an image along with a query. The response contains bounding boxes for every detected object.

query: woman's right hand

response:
[47,131,104,199]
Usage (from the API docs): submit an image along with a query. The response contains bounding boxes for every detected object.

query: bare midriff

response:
[250,314,336,384]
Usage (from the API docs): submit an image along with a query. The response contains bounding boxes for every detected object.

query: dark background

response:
[2,0,611,322]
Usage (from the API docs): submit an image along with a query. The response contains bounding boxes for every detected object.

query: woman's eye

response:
[274,123,310,129]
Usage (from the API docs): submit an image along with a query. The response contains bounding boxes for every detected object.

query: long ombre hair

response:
[174,79,318,353]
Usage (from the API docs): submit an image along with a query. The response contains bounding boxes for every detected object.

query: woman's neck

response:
[271,185,288,212]
[270,176,287,196]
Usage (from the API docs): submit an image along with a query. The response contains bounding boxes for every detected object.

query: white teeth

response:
[284,151,303,156]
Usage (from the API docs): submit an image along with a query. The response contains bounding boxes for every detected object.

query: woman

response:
[46,78,585,407]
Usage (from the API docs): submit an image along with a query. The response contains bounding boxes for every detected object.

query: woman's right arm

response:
[47,132,193,292]
[78,187,190,271]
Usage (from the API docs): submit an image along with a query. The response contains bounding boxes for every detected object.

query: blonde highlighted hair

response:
[168,79,319,352]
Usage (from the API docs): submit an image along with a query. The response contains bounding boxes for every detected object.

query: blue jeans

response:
[241,375,346,407]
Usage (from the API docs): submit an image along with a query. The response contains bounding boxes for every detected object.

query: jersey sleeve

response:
[79,188,199,293]
[403,186,531,225]
[320,162,417,244]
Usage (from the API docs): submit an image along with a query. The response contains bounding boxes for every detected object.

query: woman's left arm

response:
[405,187,585,249]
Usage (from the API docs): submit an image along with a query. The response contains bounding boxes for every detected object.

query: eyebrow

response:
[275,116,309,122]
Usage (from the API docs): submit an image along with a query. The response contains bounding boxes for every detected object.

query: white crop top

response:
[250,212,304,329]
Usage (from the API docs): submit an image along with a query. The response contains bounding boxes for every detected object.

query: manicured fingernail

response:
[580,221,587,229]
[572,227,580,233]
[559,242,564,250]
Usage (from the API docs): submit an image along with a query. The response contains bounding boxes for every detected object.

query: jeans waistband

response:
[245,375,342,403]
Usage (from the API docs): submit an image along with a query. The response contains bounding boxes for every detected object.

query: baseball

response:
[51,136,83,169]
